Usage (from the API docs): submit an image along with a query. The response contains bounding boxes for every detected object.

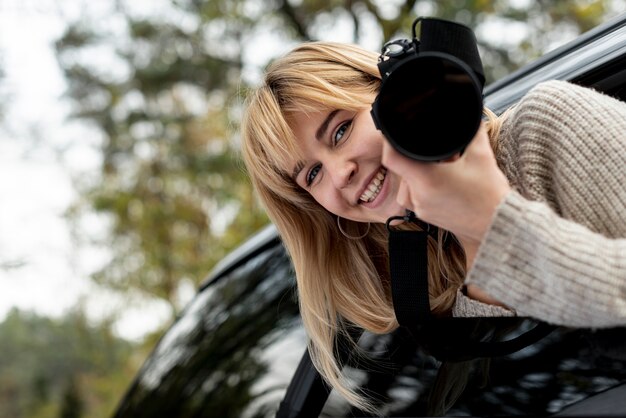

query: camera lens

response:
[372,52,483,161]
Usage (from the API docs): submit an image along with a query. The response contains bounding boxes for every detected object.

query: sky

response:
[0,0,172,340]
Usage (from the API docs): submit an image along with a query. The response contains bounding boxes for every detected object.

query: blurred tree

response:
[59,375,84,418]
[0,308,136,418]
[55,0,622,318]
[55,1,274,317]
[0,50,5,122]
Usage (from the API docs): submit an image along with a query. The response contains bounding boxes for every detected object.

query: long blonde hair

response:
[240,41,503,411]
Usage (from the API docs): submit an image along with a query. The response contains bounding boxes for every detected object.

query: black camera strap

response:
[416,17,486,88]
[387,212,554,361]
[387,211,432,329]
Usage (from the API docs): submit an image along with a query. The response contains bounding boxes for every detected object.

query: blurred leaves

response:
[56,1,269,316]
[0,308,137,418]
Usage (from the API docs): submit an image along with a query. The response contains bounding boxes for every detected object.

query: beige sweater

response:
[456,80,626,327]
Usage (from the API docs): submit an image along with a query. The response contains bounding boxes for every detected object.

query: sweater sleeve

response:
[466,80,626,328]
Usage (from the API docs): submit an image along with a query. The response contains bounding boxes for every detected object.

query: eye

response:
[333,120,352,144]
[306,164,321,186]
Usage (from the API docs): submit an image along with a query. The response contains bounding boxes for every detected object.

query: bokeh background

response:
[1,0,625,416]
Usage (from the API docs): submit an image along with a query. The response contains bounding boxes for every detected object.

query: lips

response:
[359,168,387,203]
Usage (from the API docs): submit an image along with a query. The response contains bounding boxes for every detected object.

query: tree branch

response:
[278,0,310,40]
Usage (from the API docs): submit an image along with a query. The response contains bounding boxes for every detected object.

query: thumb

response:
[382,141,422,177]
[396,179,411,210]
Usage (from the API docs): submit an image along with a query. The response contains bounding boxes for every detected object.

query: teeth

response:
[360,168,386,203]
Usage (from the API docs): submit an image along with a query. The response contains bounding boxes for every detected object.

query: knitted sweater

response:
[456,80,626,327]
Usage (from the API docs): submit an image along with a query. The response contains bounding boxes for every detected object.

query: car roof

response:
[198,223,280,291]
[485,12,626,112]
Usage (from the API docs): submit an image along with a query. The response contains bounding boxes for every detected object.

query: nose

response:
[328,155,357,189]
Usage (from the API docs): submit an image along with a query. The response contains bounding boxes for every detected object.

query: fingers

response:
[463,122,493,159]
[382,141,425,214]
[379,121,509,240]
[382,122,488,168]
[396,179,411,211]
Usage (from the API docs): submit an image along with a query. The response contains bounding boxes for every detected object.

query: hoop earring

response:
[337,217,370,240]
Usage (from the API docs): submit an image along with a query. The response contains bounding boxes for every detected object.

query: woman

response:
[240,41,626,410]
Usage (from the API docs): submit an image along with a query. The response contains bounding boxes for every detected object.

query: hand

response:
[381,123,511,247]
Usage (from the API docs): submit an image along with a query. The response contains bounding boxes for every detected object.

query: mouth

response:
[359,168,387,203]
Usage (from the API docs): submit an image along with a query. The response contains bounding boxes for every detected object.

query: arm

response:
[467,80,626,328]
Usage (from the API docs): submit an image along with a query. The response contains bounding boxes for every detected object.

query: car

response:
[113,13,626,418]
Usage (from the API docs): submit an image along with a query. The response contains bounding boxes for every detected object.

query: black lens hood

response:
[371,18,485,162]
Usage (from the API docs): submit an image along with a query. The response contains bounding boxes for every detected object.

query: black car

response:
[114,13,626,418]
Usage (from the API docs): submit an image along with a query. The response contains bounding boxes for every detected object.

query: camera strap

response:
[387,211,432,330]
[416,17,486,88]
[387,211,554,361]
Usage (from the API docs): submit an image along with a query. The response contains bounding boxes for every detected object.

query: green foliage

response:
[0,308,138,418]
[55,0,620,319]
[56,5,269,315]
[59,376,84,418]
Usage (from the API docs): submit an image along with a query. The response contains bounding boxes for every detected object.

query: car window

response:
[320,325,626,416]
[114,242,306,418]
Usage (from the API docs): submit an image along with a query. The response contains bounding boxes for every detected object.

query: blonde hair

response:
[240,42,503,411]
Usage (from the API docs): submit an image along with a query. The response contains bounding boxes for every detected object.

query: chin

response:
[376,208,404,224]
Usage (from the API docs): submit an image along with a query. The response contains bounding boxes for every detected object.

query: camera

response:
[371,17,485,161]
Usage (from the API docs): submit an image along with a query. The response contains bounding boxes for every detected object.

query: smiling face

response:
[288,105,405,224]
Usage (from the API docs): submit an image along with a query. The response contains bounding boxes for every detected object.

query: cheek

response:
[354,114,385,153]
[312,189,356,220]
[309,188,339,213]
[364,127,386,152]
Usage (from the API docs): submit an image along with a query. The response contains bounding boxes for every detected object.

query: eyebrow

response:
[316,109,340,141]
[291,161,304,181]
[291,109,340,181]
